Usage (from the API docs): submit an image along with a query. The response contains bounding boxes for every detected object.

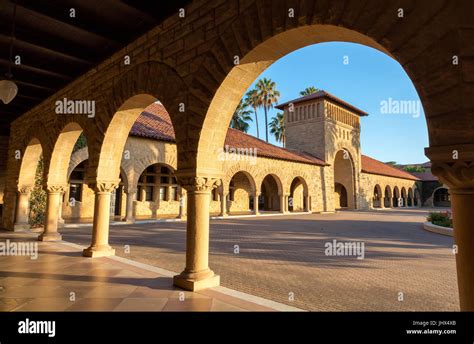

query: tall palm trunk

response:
[264,105,269,142]
[253,107,259,139]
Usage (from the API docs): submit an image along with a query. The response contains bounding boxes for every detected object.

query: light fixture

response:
[0,79,18,105]
[0,0,18,105]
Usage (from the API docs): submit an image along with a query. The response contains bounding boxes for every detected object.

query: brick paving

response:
[61,208,459,311]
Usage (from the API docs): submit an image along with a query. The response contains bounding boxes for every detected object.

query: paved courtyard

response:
[60,208,459,311]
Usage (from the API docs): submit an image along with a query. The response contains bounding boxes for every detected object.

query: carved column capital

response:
[178,176,221,193]
[44,184,68,194]
[431,161,474,192]
[87,180,120,193]
[17,185,33,194]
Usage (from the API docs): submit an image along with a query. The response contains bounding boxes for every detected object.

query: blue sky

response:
[242,42,429,165]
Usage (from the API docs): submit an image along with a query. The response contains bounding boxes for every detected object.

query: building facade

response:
[56,92,421,224]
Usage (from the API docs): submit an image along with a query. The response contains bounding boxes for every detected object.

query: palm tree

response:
[245,88,260,139]
[230,100,253,133]
[300,86,319,96]
[256,78,280,142]
[269,112,285,147]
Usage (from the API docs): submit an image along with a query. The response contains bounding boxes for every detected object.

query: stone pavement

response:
[0,231,300,312]
[60,208,459,311]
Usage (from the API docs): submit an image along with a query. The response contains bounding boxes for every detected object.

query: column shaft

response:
[451,191,474,310]
[14,189,31,231]
[38,188,63,241]
[124,191,136,223]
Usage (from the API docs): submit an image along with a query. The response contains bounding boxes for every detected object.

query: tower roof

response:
[275,90,369,116]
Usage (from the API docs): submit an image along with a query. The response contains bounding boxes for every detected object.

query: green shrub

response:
[427,211,452,228]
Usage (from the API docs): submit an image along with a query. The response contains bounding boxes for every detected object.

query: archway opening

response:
[373,184,382,208]
[408,188,414,207]
[228,171,255,215]
[433,187,451,208]
[384,186,392,208]
[260,174,281,212]
[334,182,348,209]
[333,150,354,210]
[289,177,308,212]
[401,187,407,207]
[135,164,179,219]
[392,187,400,208]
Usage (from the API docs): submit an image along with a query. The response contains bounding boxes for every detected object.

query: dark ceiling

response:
[0,0,192,135]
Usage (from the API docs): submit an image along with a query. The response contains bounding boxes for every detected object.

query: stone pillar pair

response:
[173,176,220,291]
[219,186,228,217]
[253,191,260,215]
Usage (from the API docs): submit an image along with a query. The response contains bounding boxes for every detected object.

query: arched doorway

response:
[260,174,281,212]
[433,187,451,207]
[401,187,407,207]
[228,171,255,215]
[135,164,179,219]
[408,188,414,207]
[333,149,355,210]
[373,184,382,208]
[334,183,348,209]
[392,187,400,208]
[289,177,309,212]
[384,186,392,208]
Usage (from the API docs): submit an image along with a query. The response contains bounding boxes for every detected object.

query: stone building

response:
[57,91,420,223]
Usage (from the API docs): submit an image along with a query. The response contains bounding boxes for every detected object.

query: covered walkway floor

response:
[0,231,299,312]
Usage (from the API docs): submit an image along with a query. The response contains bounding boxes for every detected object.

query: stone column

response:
[38,184,67,241]
[57,192,65,228]
[280,194,286,213]
[178,186,186,219]
[220,186,227,217]
[83,181,118,258]
[431,161,474,310]
[14,185,33,231]
[124,188,137,223]
[173,176,220,291]
[253,191,260,215]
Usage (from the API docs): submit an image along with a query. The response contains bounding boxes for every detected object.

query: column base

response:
[82,245,115,258]
[123,218,135,224]
[38,232,62,242]
[173,270,220,291]
[13,223,31,232]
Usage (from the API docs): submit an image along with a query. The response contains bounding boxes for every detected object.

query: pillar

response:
[173,176,220,291]
[57,192,65,227]
[83,181,118,258]
[124,188,136,223]
[431,161,474,310]
[305,195,310,212]
[38,184,67,241]
[14,185,32,231]
[220,187,227,217]
[253,191,260,215]
[178,186,186,219]
[280,194,286,213]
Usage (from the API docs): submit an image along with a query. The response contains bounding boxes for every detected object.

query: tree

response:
[256,78,280,142]
[245,88,260,139]
[269,112,286,147]
[300,86,319,96]
[29,157,46,228]
[403,166,426,173]
[230,100,253,133]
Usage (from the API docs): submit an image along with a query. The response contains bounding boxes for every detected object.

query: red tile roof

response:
[275,90,369,116]
[131,103,326,166]
[361,155,420,181]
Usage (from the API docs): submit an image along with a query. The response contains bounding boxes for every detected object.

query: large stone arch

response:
[85,62,186,183]
[190,1,469,175]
